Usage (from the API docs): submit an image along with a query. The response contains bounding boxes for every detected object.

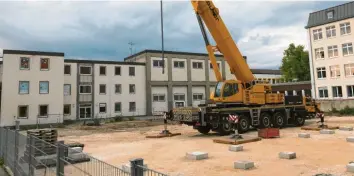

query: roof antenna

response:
[160,0,165,74]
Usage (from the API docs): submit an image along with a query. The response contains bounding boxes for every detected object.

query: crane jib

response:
[206,1,219,21]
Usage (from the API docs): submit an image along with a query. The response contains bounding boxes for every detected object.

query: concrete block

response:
[346,163,354,173]
[186,151,208,160]
[346,137,354,143]
[279,152,296,159]
[122,163,148,173]
[68,147,83,154]
[68,153,89,160]
[229,145,243,152]
[320,129,335,134]
[340,126,353,131]
[234,160,254,170]
[298,133,310,138]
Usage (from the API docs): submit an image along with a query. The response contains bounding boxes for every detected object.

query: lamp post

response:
[160,0,165,74]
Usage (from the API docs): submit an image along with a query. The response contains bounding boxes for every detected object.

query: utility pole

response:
[128,41,135,56]
[160,0,165,74]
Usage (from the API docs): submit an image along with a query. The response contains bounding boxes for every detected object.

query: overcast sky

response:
[0,0,348,69]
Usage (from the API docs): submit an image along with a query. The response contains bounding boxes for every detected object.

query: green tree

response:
[279,43,311,82]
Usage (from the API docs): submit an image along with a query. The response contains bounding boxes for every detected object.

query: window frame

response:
[129,84,135,94]
[64,84,71,96]
[313,28,323,41]
[316,67,327,79]
[173,61,185,68]
[19,81,30,94]
[99,66,106,76]
[152,60,164,68]
[64,65,71,75]
[318,87,329,98]
[39,81,49,94]
[174,93,185,101]
[326,25,336,38]
[192,61,203,69]
[38,104,49,118]
[326,11,334,19]
[79,85,92,94]
[152,94,166,102]
[63,104,71,115]
[40,58,50,71]
[79,66,92,75]
[314,47,325,59]
[99,103,107,113]
[19,57,30,70]
[129,102,136,112]
[347,85,354,98]
[329,65,341,78]
[114,102,122,113]
[115,66,121,76]
[340,22,351,35]
[18,105,29,119]
[344,63,354,77]
[342,42,353,56]
[99,84,106,94]
[210,63,220,69]
[332,86,343,98]
[115,84,122,94]
[327,45,338,58]
[193,93,204,100]
[129,66,135,76]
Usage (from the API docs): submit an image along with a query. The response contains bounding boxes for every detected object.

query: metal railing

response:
[0,121,169,176]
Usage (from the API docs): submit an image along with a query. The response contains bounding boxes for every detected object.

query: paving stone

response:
[229,145,243,152]
[279,152,296,159]
[234,160,254,170]
[186,151,208,160]
[298,133,310,138]
[320,129,335,134]
[346,137,354,143]
[340,126,353,131]
[346,163,354,173]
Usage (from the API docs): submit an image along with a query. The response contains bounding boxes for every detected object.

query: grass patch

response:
[325,106,354,116]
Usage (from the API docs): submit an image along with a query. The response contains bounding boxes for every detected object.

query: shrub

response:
[128,116,135,121]
[114,116,123,122]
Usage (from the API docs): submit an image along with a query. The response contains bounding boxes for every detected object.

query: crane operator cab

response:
[211,80,244,104]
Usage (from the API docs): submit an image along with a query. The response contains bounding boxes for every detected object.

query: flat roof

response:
[64,58,145,66]
[3,49,65,57]
[251,69,281,75]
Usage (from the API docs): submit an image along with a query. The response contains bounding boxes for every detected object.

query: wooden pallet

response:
[145,133,182,138]
[213,136,262,145]
[301,126,339,131]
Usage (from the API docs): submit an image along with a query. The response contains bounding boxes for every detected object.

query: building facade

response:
[306,1,354,110]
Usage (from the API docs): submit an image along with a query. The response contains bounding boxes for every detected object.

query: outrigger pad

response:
[213,136,262,145]
[145,133,182,138]
[301,126,339,131]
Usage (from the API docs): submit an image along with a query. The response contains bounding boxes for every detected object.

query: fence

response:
[0,121,169,176]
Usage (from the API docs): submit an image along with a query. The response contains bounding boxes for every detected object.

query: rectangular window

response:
[316,67,326,79]
[40,58,49,70]
[64,65,71,75]
[326,25,336,38]
[327,45,338,58]
[174,94,185,101]
[313,28,323,40]
[19,81,29,94]
[193,93,203,100]
[327,11,333,19]
[153,60,164,67]
[79,85,92,94]
[329,65,340,78]
[99,66,106,75]
[64,84,71,96]
[192,62,203,69]
[39,105,48,117]
[342,43,353,56]
[332,86,342,98]
[99,84,106,94]
[347,85,354,97]
[63,104,71,115]
[314,47,325,59]
[99,103,106,113]
[153,94,165,102]
[115,66,121,75]
[173,61,185,68]
[340,22,351,35]
[129,84,135,94]
[318,87,328,98]
[18,105,28,119]
[115,102,121,112]
[20,57,30,70]
[39,81,49,94]
[129,102,136,112]
[210,63,220,69]
[80,66,91,75]
[129,67,135,76]
[115,84,121,94]
[344,63,354,77]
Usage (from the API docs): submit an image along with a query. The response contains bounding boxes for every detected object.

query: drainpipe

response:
[307,28,316,100]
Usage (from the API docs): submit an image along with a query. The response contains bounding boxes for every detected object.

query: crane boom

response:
[191,0,255,84]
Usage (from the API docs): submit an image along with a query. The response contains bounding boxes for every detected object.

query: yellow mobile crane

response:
[165,0,319,135]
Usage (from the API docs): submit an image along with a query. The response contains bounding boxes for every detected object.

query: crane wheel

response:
[272,112,285,128]
[294,113,305,127]
[237,114,249,134]
[217,123,232,136]
[197,125,211,135]
[259,112,272,129]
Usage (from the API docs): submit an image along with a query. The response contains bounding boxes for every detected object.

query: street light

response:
[160,0,165,74]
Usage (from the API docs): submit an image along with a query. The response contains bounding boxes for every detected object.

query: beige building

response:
[306,1,354,110]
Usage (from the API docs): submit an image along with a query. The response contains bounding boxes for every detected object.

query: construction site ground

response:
[58,116,354,176]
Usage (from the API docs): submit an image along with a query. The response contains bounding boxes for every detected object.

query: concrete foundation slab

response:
[346,163,354,173]
[298,133,310,138]
[145,133,181,138]
[279,152,296,159]
[213,136,262,145]
[186,151,208,160]
[346,137,354,143]
[340,126,353,131]
[229,145,243,152]
[320,129,335,134]
[234,160,254,170]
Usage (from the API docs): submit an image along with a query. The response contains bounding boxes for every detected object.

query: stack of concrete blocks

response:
[346,137,354,143]
[229,145,243,152]
[279,152,296,159]
[319,129,335,134]
[121,163,148,175]
[339,126,354,131]
[67,146,90,162]
[185,151,208,160]
[298,133,310,138]
[234,160,254,170]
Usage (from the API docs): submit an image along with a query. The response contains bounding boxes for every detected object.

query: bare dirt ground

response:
[58,116,354,176]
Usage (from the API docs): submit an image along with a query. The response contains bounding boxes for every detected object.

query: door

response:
[79,104,92,119]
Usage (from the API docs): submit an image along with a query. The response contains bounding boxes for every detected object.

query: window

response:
[99,66,106,75]
[340,22,351,35]
[314,47,325,59]
[79,85,92,94]
[347,85,354,97]
[326,25,336,38]
[316,67,326,79]
[40,58,49,70]
[318,87,328,98]
[20,57,30,70]
[153,94,165,102]
[153,60,164,67]
[129,102,136,112]
[173,61,185,68]
[64,84,71,96]
[329,65,340,78]
[115,84,121,94]
[115,102,121,112]
[342,43,353,56]
[63,104,71,115]
[193,93,203,100]
[129,84,135,94]
[99,84,106,94]
[210,63,220,69]
[327,11,333,19]
[39,105,48,117]
[174,94,185,101]
[344,63,354,77]
[19,81,29,94]
[64,65,71,75]
[115,66,121,75]
[99,103,106,113]
[39,81,49,94]
[332,86,342,98]
[129,67,135,76]
[18,105,28,119]
[313,28,323,41]
[80,66,91,75]
[192,62,203,69]
[328,45,338,58]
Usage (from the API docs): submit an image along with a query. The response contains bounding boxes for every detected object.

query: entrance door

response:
[79,104,92,119]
